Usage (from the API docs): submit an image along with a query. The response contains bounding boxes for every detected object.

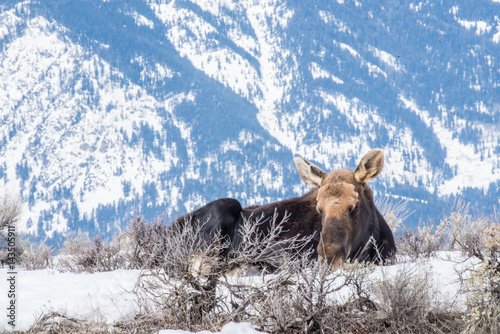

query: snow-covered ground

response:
[159,322,266,334]
[0,252,476,333]
[0,269,140,332]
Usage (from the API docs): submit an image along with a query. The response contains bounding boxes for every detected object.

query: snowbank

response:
[0,252,475,333]
[0,269,140,331]
[159,322,266,334]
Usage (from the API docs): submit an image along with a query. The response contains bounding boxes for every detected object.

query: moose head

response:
[294,149,386,270]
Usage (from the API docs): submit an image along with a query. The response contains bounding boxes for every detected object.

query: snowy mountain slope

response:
[0,0,499,240]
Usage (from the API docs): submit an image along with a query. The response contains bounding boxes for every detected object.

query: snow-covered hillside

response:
[0,0,499,240]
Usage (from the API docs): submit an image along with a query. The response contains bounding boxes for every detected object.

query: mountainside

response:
[1,0,499,243]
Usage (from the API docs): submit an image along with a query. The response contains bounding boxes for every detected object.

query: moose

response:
[173,149,396,271]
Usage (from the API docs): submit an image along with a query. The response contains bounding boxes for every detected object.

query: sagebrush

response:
[11,200,499,334]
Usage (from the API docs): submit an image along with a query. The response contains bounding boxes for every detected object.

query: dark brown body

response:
[174,149,396,270]
[235,190,323,260]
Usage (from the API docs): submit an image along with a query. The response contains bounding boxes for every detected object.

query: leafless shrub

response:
[310,243,387,333]
[79,235,124,272]
[26,311,113,334]
[0,191,52,271]
[19,237,53,270]
[372,265,433,327]
[25,205,494,334]
[122,215,169,269]
[56,215,171,272]
[58,234,125,273]
[220,256,377,333]
[272,259,376,334]
[0,191,23,265]
[223,255,340,333]
[26,310,180,334]
[134,212,317,332]
[209,211,319,329]
[443,201,492,260]
[56,231,91,271]
[396,221,447,261]
[226,210,315,273]
[60,230,92,255]
[376,197,413,233]
[461,222,500,334]
[370,265,461,333]
[114,314,173,334]
[133,212,393,333]
[135,217,228,332]
[437,203,500,333]
[0,191,23,230]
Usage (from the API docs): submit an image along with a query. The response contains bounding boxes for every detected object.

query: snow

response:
[310,62,344,84]
[457,19,492,35]
[0,12,189,234]
[127,11,154,29]
[244,1,298,152]
[318,11,351,34]
[150,2,260,99]
[151,0,303,153]
[0,252,475,332]
[0,269,140,332]
[368,46,405,72]
[334,41,387,78]
[493,22,500,43]
[159,322,265,334]
[399,95,500,196]
[450,6,493,36]
[1,0,500,238]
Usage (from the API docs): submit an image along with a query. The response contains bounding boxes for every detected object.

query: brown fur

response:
[296,149,396,269]
[175,149,396,271]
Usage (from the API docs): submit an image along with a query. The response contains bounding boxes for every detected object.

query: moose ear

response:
[294,157,326,188]
[354,149,384,183]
